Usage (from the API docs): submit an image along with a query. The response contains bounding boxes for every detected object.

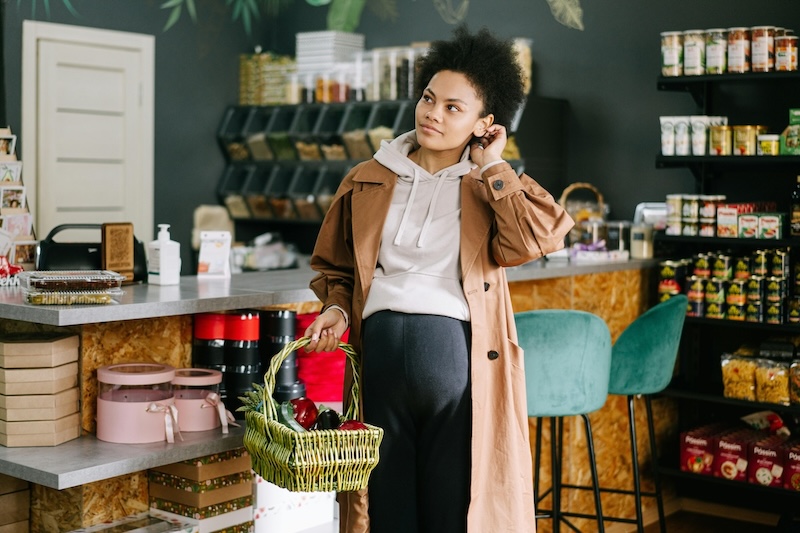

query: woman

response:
[304,25,573,533]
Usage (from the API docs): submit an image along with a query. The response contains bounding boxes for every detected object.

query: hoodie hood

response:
[374,130,476,247]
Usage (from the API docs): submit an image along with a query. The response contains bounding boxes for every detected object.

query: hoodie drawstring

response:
[416,171,449,247]
[393,168,420,246]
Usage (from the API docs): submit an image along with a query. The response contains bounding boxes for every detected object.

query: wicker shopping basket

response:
[240,337,384,492]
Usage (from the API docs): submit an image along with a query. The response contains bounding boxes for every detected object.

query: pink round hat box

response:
[172,368,223,432]
[96,363,176,444]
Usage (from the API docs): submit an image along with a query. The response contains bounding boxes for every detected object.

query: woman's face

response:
[415,70,490,153]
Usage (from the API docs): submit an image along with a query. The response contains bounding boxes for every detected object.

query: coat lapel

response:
[350,162,395,298]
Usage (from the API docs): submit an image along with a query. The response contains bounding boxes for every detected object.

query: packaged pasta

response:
[721,353,757,401]
[790,360,800,404]
[755,358,790,405]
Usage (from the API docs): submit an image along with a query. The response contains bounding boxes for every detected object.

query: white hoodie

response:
[362,130,477,321]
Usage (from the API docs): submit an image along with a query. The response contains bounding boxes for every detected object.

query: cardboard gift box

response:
[0,333,79,369]
[0,521,28,533]
[150,507,253,533]
[149,496,252,521]
[0,412,80,447]
[150,449,251,482]
[0,473,28,495]
[253,476,334,533]
[148,470,253,508]
[0,362,78,395]
[0,387,79,421]
[0,489,29,527]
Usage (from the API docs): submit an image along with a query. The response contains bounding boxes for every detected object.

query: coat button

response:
[492,180,504,191]
[488,350,499,360]
[484,282,490,291]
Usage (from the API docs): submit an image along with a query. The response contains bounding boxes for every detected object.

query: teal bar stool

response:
[516,309,612,533]
[605,294,688,533]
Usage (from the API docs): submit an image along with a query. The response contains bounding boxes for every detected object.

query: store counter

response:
[0,258,661,530]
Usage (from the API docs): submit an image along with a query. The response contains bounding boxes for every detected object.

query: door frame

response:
[21,20,155,240]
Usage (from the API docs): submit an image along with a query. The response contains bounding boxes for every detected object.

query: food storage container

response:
[173,368,231,433]
[96,363,178,444]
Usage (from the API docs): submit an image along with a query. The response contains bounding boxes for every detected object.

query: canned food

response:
[683,30,706,75]
[682,194,700,220]
[693,253,712,277]
[733,256,752,280]
[705,302,725,319]
[775,35,798,71]
[705,28,728,74]
[686,276,706,301]
[788,297,800,323]
[726,279,747,305]
[727,27,751,73]
[712,254,732,279]
[757,134,780,155]
[772,249,790,278]
[705,278,726,305]
[699,195,719,219]
[752,250,770,276]
[726,302,746,321]
[750,26,775,72]
[709,125,732,155]
[661,31,683,76]
[732,125,763,156]
[746,275,765,302]
[765,276,786,303]
[682,222,699,236]
[746,301,764,323]
[699,220,716,237]
[687,298,705,318]
[766,301,783,324]
[659,260,686,294]
[666,194,683,219]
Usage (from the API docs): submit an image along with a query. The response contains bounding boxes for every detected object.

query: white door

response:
[21,21,154,244]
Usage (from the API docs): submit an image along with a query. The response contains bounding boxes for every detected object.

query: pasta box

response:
[747,435,788,488]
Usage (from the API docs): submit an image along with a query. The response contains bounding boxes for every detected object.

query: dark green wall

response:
[4,1,800,270]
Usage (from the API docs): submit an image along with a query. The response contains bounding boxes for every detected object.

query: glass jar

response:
[727,27,751,73]
[173,368,225,432]
[705,28,727,74]
[661,31,683,76]
[683,30,706,75]
[750,26,775,72]
[96,363,176,444]
[776,35,798,71]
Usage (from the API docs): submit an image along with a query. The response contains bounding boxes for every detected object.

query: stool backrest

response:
[608,294,688,396]
[515,309,612,418]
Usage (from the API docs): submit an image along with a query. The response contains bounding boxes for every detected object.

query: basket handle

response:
[262,337,361,423]
[558,182,605,211]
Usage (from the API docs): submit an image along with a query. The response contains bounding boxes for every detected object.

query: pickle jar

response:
[727,27,751,73]
[705,28,727,74]
[661,31,683,76]
[750,26,775,72]
[683,30,706,75]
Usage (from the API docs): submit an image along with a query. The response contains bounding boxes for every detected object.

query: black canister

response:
[260,309,306,402]
[224,310,261,418]
[192,312,227,395]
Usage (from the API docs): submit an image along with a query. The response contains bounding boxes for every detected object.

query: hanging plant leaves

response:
[306,0,332,5]
[432,0,469,25]
[327,0,366,32]
[546,0,584,31]
[365,0,398,22]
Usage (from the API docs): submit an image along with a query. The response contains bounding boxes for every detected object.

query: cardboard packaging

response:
[0,489,29,527]
[149,496,252,521]
[253,476,334,533]
[150,449,251,482]
[67,511,195,533]
[150,507,253,533]
[0,333,79,369]
[0,388,79,422]
[149,473,253,508]
[0,474,28,496]
[0,362,78,396]
[0,521,28,533]
[0,413,80,447]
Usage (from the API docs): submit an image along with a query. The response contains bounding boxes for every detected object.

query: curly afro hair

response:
[413,25,526,127]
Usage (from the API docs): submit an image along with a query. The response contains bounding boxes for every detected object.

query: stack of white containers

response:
[295,31,365,76]
[0,333,80,447]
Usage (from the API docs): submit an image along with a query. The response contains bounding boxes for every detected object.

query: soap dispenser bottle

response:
[148,224,181,285]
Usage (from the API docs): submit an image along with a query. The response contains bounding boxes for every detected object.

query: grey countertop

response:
[0,257,657,489]
[0,258,659,327]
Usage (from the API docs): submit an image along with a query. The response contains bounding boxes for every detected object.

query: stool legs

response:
[532,416,605,533]
[626,394,667,533]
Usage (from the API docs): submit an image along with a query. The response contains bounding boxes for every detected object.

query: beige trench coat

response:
[309,159,573,533]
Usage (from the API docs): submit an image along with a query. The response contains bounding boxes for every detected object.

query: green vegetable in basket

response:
[277,400,307,432]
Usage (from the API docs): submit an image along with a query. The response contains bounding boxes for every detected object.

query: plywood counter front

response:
[0,259,662,531]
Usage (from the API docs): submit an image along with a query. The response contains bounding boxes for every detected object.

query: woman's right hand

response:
[304,307,348,353]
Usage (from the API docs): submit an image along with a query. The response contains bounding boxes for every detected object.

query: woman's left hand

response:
[469,124,507,167]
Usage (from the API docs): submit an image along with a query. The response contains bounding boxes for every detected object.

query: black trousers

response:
[362,310,471,533]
